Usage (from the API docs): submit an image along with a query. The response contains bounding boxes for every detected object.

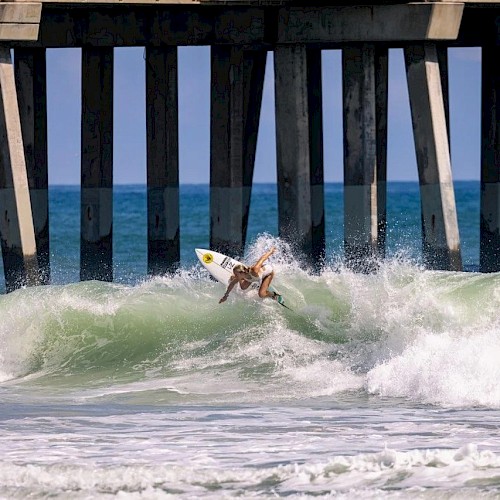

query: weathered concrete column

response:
[0,47,38,292]
[81,47,113,282]
[342,44,378,271]
[375,46,388,260]
[242,50,267,250]
[274,45,325,267]
[480,43,500,272]
[210,46,266,257]
[436,45,450,145]
[14,48,49,284]
[146,46,179,275]
[307,49,326,266]
[404,43,462,271]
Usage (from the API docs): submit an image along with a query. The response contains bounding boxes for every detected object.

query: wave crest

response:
[0,245,499,407]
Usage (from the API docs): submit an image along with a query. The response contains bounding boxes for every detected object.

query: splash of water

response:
[0,236,499,407]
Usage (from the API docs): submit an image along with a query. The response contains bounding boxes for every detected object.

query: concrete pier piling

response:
[81,47,113,282]
[342,44,378,271]
[342,45,388,270]
[307,49,326,267]
[14,48,49,284]
[210,46,266,257]
[274,45,325,268]
[146,46,180,275]
[241,50,267,252]
[436,45,451,146]
[404,43,462,271]
[0,47,38,292]
[375,46,389,261]
[480,43,500,273]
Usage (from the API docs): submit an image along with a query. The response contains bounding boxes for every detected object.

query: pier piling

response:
[210,46,266,258]
[0,47,38,291]
[81,47,114,282]
[342,44,378,271]
[14,48,49,284]
[146,46,180,275]
[480,43,500,273]
[274,45,325,268]
[375,46,389,261]
[404,43,462,271]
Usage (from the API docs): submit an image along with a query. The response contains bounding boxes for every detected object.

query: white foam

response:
[0,445,498,498]
[1,254,500,409]
[367,329,500,406]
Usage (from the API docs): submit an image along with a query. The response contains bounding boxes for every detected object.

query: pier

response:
[0,0,498,290]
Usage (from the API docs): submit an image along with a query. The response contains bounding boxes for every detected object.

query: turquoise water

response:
[1,181,500,499]
[43,181,480,288]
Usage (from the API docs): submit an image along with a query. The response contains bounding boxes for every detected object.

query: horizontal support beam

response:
[0,4,41,24]
[32,6,268,47]
[8,3,464,47]
[0,24,39,41]
[278,4,464,43]
[0,3,41,41]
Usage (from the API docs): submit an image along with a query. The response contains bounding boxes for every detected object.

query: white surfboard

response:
[195,248,290,309]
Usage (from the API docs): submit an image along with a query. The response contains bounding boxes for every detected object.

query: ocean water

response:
[1,182,500,499]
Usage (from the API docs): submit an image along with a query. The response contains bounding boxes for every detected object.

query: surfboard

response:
[195,248,290,309]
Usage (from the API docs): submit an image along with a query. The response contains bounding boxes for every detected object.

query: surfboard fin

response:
[272,292,292,311]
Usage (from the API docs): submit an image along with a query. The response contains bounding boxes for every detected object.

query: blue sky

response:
[46,46,481,185]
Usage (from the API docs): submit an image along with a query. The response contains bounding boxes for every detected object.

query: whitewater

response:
[1,236,500,498]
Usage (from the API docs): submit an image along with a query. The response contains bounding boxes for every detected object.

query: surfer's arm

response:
[252,247,276,271]
[219,275,238,303]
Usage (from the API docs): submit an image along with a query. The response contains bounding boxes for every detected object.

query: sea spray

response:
[0,242,499,408]
[366,330,500,407]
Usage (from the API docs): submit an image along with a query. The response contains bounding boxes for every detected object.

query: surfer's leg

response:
[240,280,251,290]
[258,272,275,298]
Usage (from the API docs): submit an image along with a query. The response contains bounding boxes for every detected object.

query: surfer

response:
[219,247,281,303]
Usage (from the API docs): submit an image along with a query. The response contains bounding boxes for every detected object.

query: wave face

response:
[1,238,500,408]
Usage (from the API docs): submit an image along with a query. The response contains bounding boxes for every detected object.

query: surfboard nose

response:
[195,248,207,258]
[195,248,213,265]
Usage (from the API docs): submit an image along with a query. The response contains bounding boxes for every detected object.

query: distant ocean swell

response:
[1,242,500,409]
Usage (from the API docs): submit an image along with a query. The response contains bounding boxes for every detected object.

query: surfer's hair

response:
[233,264,249,274]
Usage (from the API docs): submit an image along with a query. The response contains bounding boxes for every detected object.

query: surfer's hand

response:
[219,294,227,304]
